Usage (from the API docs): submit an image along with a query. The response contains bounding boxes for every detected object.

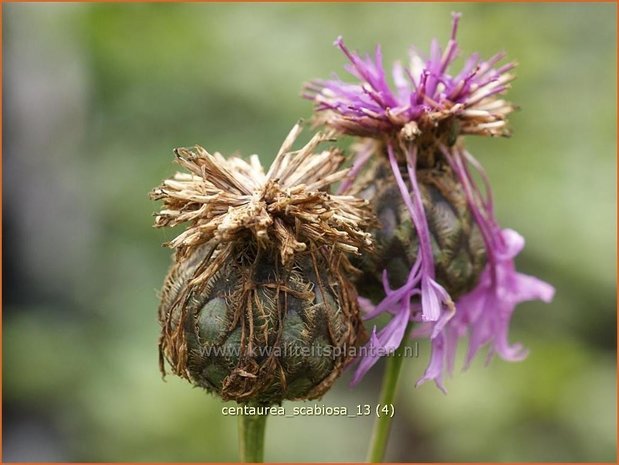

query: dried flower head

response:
[151,124,375,403]
[303,14,554,391]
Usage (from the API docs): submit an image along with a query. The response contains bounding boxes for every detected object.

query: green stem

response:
[366,324,413,463]
[238,411,268,462]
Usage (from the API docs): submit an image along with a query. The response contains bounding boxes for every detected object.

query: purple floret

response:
[304,13,516,140]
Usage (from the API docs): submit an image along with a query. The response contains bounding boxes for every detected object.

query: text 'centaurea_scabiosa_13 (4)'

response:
[303,13,555,392]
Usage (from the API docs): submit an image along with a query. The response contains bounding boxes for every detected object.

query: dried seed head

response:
[151,124,375,403]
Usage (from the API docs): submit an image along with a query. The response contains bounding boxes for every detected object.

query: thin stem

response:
[367,324,413,463]
[238,411,268,463]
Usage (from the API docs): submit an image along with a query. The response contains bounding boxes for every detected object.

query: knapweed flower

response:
[151,124,375,403]
[304,13,555,391]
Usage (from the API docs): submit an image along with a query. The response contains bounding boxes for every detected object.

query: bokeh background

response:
[3,2,616,462]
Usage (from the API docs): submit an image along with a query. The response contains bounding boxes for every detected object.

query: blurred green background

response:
[3,2,616,462]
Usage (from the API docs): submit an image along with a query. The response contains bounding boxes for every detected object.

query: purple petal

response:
[351,307,410,385]
[416,333,448,394]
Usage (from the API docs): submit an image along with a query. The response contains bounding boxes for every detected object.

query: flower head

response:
[304,13,516,140]
[303,14,554,391]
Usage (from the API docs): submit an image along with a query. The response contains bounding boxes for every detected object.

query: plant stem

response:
[238,410,268,463]
[366,324,413,463]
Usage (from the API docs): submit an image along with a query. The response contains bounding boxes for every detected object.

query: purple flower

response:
[304,13,554,390]
[304,12,516,140]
